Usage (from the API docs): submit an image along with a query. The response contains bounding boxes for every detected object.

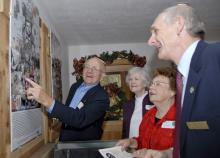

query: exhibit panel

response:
[0,0,56,157]
[9,0,42,151]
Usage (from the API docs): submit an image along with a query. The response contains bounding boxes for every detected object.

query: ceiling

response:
[37,0,220,45]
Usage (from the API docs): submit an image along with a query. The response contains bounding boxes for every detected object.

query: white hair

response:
[126,67,151,87]
[161,3,205,39]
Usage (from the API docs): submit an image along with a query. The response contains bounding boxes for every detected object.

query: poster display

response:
[51,32,63,102]
[9,0,42,151]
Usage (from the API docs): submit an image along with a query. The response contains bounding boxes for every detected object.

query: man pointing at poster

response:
[25,57,109,141]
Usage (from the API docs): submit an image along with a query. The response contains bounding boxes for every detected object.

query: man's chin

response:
[158,52,165,59]
[158,51,169,60]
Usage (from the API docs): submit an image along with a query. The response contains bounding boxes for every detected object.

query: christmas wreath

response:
[72,50,146,80]
[103,83,127,120]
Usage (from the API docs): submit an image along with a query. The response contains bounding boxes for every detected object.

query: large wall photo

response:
[10,0,42,151]
[51,32,63,102]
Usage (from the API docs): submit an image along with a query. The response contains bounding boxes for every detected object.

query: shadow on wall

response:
[146,49,172,74]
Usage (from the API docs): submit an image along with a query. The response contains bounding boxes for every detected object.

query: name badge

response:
[145,104,154,110]
[186,121,209,130]
[161,121,175,129]
[77,102,84,109]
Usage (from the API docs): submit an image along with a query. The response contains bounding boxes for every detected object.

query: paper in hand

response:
[99,146,133,158]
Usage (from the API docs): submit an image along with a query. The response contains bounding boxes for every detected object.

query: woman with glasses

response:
[116,67,176,157]
[122,67,153,139]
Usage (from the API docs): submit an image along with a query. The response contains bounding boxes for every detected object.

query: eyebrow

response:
[150,26,158,32]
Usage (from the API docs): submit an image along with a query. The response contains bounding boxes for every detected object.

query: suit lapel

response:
[126,99,135,136]
[128,99,135,120]
[180,40,208,151]
[130,99,135,116]
[81,84,100,103]
[180,69,201,149]
[65,81,82,106]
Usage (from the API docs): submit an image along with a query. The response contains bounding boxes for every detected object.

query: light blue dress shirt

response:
[48,82,97,113]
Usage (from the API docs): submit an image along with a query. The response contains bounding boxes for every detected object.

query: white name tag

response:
[145,104,154,110]
[77,101,84,109]
[161,121,175,129]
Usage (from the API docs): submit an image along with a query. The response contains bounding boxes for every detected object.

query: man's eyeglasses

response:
[150,81,169,87]
[84,65,102,73]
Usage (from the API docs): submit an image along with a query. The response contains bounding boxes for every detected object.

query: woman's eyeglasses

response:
[150,81,169,87]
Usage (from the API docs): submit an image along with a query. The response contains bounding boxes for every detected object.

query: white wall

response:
[34,0,69,102]
[60,46,69,102]
[34,0,172,100]
[68,42,171,87]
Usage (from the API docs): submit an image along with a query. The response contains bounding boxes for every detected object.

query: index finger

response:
[115,140,124,146]
[25,78,40,88]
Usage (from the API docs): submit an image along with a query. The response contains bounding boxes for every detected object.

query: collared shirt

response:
[48,82,97,113]
[129,92,148,138]
[177,40,199,106]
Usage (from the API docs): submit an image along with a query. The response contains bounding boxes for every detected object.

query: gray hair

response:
[161,3,205,39]
[126,67,151,87]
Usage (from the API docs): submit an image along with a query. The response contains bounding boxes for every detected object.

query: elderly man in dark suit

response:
[26,57,109,141]
[144,3,220,158]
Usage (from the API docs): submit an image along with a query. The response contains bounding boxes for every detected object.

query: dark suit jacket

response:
[180,40,220,158]
[122,93,153,138]
[49,80,109,141]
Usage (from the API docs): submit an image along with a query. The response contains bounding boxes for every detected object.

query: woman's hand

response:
[115,138,138,151]
[132,148,148,158]
[144,149,172,158]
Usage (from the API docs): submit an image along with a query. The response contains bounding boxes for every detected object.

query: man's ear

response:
[175,16,185,36]
[100,72,106,81]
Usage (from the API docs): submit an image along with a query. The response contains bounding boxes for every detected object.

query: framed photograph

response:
[101,73,121,87]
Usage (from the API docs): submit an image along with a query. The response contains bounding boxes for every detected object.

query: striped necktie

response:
[173,71,183,158]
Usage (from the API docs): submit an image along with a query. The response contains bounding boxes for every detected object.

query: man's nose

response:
[147,35,156,46]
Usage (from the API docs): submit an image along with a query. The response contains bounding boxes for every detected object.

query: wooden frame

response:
[106,64,133,73]
[0,1,53,155]
[0,12,10,158]
[0,0,10,16]
[40,22,52,144]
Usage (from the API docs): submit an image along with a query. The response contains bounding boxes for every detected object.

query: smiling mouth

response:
[149,91,155,95]
[156,43,162,49]
[86,75,93,78]
[157,46,162,51]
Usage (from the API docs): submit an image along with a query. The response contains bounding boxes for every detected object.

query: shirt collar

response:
[135,91,148,100]
[178,40,200,78]
[81,82,98,89]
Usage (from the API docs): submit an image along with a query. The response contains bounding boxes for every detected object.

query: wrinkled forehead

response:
[153,75,169,82]
[85,58,104,69]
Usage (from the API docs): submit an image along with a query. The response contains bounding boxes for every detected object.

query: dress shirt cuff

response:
[47,100,55,113]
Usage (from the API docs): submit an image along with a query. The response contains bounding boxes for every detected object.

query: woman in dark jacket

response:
[122,67,153,138]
